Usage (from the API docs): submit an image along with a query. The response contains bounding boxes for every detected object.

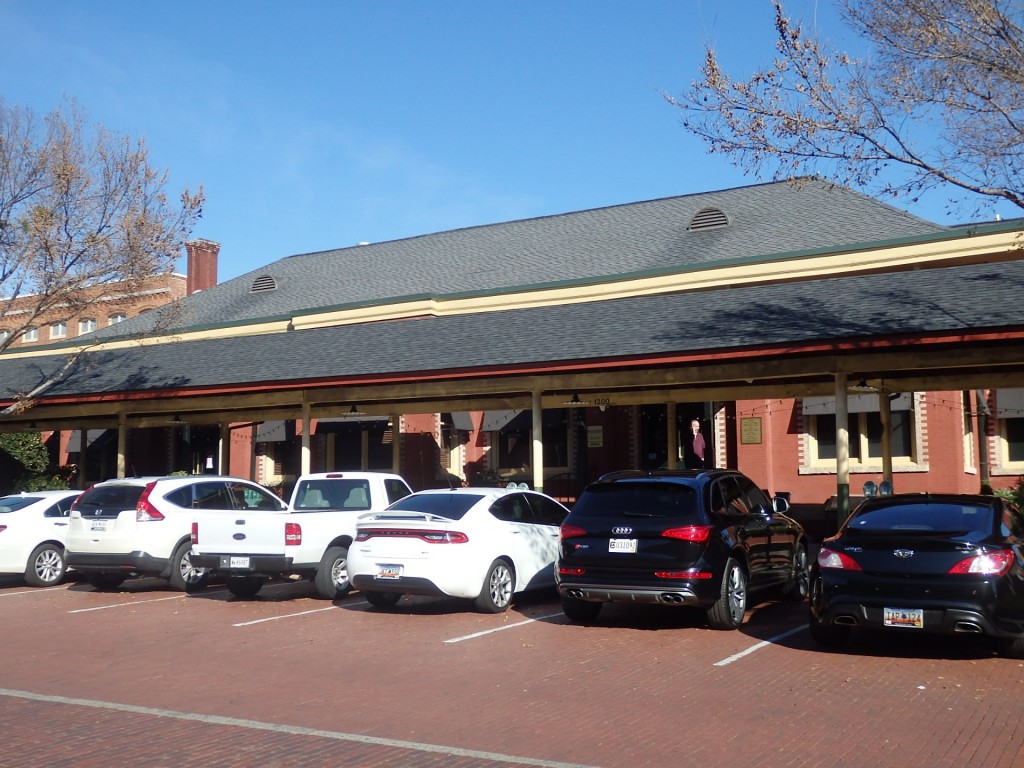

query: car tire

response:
[475,559,514,613]
[808,615,851,647]
[169,541,210,593]
[706,557,747,630]
[364,590,402,608]
[996,635,1024,659]
[84,572,127,591]
[24,543,67,587]
[314,546,351,600]
[561,595,602,623]
[782,543,810,601]
[226,575,265,598]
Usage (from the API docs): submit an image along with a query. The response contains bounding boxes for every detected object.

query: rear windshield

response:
[383,493,482,521]
[293,479,371,511]
[572,482,701,521]
[848,502,996,534]
[75,485,145,511]
[0,496,41,513]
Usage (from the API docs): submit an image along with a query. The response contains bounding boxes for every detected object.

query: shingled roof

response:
[86,178,946,338]
[8,177,1022,417]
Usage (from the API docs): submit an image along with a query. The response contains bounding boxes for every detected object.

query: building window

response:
[803,393,916,470]
[23,326,39,343]
[50,321,67,339]
[495,409,569,473]
[1003,418,1024,465]
[78,318,97,335]
[0,330,8,345]
[108,312,127,325]
[995,389,1024,471]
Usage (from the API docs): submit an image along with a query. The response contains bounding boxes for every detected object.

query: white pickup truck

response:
[190,471,413,599]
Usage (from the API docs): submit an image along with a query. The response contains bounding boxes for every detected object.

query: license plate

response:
[376,564,402,580]
[884,607,923,628]
[90,520,108,532]
[229,557,251,569]
[608,538,638,554]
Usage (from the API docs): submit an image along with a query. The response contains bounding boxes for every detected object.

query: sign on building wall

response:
[587,425,604,448]
[740,417,762,445]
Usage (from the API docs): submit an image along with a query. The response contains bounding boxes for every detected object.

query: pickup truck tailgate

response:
[192,511,291,556]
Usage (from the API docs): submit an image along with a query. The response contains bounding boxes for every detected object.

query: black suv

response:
[556,469,808,629]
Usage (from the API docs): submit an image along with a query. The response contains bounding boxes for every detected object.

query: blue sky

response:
[0,1,1009,281]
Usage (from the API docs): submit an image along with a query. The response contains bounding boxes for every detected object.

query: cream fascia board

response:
[290,228,1024,330]
[4,226,1020,359]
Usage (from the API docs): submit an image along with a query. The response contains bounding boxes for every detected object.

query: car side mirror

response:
[772,497,791,514]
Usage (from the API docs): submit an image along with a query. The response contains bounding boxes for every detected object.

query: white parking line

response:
[712,625,807,666]
[443,612,563,644]
[69,594,190,613]
[0,687,600,768]
[0,589,55,598]
[232,604,352,626]
[67,588,228,613]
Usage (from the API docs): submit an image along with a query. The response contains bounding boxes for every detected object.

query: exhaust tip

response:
[953,621,982,634]
[834,615,858,626]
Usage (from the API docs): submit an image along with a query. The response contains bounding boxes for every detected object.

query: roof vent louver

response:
[250,275,278,293]
[688,207,730,231]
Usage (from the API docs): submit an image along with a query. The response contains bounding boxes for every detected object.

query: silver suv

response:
[67,476,287,591]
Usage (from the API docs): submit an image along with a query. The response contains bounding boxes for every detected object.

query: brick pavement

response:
[1,575,1022,768]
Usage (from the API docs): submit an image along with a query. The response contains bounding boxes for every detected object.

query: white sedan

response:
[349,487,570,612]
[0,490,82,587]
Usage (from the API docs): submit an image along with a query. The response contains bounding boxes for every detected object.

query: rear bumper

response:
[812,598,1024,639]
[351,573,447,597]
[557,582,705,606]
[190,553,293,576]
[66,551,167,577]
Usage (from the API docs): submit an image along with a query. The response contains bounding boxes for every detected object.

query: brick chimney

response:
[186,239,220,294]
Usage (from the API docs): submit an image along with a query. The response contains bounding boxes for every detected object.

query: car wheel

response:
[807,576,850,647]
[782,543,810,600]
[475,559,514,613]
[314,546,351,600]
[24,543,67,587]
[84,572,127,591]
[996,635,1024,659]
[808,615,851,647]
[169,541,210,593]
[226,575,265,598]
[364,590,402,609]
[706,557,747,630]
[561,595,602,623]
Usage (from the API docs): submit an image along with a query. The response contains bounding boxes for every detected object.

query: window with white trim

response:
[23,326,39,343]
[78,318,96,335]
[108,312,127,325]
[803,393,916,467]
[50,321,67,339]
[996,389,1024,468]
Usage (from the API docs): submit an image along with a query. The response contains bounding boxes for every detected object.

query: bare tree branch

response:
[667,0,1024,214]
[0,98,204,359]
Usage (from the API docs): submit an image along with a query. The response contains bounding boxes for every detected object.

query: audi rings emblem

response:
[612,526,633,535]
[893,549,914,558]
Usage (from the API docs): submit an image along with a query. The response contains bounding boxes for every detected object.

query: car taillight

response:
[662,525,714,542]
[136,482,164,522]
[948,549,1014,576]
[285,522,302,546]
[560,524,587,540]
[817,547,862,570]
[421,531,469,544]
[191,521,199,545]
[558,566,586,576]
[655,570,714,579]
